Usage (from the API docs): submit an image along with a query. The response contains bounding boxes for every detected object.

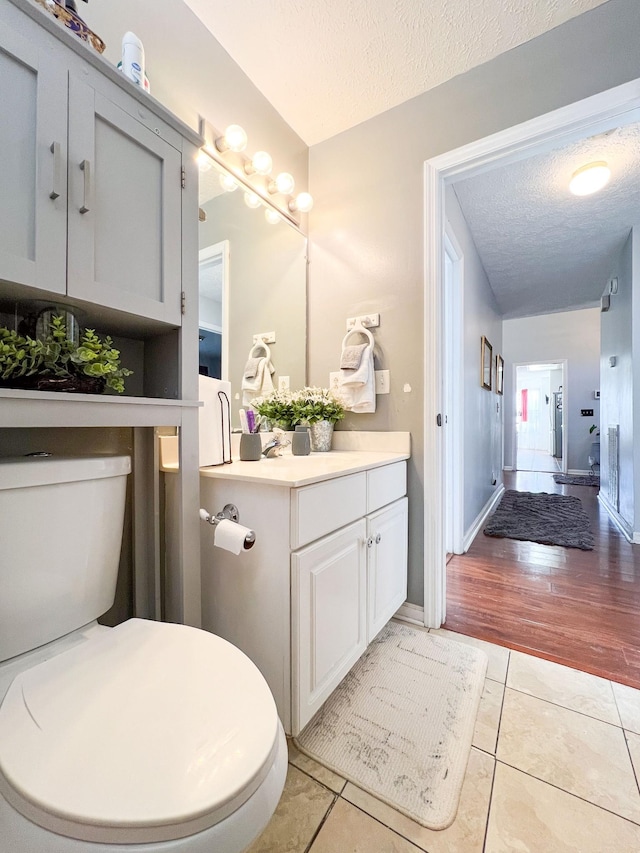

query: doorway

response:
[423,79,640,629]
[514,361,566,473]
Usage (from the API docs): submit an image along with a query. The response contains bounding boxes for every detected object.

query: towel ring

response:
[248,339,272,361]
[341,322,374,351]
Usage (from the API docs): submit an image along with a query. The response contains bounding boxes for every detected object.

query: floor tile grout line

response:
[304,792,340,853]
[287,757,346,796]
[481,754,498,852]
[623,731,640,800]
[336,792,429,852]
[494,757,640,828]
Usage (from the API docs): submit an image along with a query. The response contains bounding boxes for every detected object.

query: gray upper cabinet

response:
[0,10,184,326]
[67,78,183,325]
[0,24,68,294]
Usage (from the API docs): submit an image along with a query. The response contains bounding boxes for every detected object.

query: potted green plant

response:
[290,387,345,451]
[251,389,295,430]
[0,315,133,394]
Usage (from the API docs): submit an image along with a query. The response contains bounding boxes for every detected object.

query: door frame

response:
[423,78,640,629]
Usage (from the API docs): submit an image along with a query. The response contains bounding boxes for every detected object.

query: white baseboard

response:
[567,468,592,476]
[503,466,513,472]
[463,484,506,552]
[634,532,640,545]
[598,493,633,543]
[395,601,425,626]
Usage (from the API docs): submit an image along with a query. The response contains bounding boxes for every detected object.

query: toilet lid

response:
[0,619,280,844]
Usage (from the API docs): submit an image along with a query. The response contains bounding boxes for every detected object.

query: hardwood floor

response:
[445,470,640,689]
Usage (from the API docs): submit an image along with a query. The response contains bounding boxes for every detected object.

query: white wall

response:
[446,187,503,534]
[503,309,600,473]
[308,0,640,605]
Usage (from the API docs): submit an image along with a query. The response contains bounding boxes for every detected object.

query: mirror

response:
[198,153,307,423]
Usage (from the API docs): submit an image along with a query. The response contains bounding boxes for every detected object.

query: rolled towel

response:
[340,343,367,370]
[243,356,261,380]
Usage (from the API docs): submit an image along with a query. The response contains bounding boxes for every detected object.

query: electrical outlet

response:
[329,371,341,392]
[278,376,290,391]
[581,408,594,417]
[375,370,390,394]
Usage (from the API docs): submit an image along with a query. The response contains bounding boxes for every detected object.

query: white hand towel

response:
[242,356,275,406]
[339,343,376,413]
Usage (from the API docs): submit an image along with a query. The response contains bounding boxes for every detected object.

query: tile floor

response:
[247,625,640,852]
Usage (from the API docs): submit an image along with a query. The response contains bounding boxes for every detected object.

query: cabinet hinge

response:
[181,166,186,189]
[181,292,186,315]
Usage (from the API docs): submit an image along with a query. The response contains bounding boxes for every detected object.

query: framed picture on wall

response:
[481,336,493,390]
[496,354,504,395]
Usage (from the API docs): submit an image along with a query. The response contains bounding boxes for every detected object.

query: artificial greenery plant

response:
[0,315,132,393]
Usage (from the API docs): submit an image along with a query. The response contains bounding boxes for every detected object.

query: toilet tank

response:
[0,455,131,663]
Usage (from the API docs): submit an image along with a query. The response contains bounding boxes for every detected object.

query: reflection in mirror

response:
[198,152,307,427]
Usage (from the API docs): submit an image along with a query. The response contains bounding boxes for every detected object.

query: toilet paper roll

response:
[214,519,253,554]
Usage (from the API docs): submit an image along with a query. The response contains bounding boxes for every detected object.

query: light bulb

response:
[244,191,262,209]
[215,124,248,153]
[196,151,212,172]
[219,173,239,192]
[268,172,295,195]
[264,208,281,225]
[569,161,610,196]
[289,192,314,213]
[244,151,273,176]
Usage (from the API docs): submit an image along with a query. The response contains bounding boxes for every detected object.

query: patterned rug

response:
[553,473,600,487]
[484,489,594,550]
[294,623,487,829]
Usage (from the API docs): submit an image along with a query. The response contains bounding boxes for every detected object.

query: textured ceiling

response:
[452,123,640,319]
[182,0,608,145]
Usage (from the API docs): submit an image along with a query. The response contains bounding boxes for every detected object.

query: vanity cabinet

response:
[0,5,184,325]
[199,453,408,736]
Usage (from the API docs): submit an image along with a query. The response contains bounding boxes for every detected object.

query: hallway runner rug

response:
[294,622,487,830]
[484,489,594,550]
[553,473,600,487]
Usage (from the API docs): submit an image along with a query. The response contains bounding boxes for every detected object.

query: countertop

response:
[198,449,409,487]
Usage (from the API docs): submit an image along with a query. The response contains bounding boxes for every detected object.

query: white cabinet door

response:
[67,78,183,325]
[0,25,67,293]
[292,519,367,734]
[367,497,408,643]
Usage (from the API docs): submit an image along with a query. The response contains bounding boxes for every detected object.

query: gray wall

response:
[446,187,503,535]
[307,0,640,606]
[600,229,634,529]
[502,309,601,473]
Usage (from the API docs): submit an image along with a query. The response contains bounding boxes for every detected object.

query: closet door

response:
[0,25,67,293]
[67,77,182,325]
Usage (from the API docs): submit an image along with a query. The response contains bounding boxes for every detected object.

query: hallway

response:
[445,471,640,689]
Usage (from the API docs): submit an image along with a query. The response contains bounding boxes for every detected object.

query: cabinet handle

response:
[49,142,62,200]
[375,533,382,544]
[366,536,374,548]
[79,159,91,214]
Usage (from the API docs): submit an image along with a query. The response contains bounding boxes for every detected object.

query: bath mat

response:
[484,490,594,550]
[553,473,600,487]
[294,622,487,830]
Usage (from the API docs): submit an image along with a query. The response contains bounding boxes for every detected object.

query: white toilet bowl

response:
[0,619,287,853]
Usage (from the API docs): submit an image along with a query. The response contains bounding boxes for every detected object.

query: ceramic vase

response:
[309,420,334,452]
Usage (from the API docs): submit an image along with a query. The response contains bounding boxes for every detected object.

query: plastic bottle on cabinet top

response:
[121,31,146,88]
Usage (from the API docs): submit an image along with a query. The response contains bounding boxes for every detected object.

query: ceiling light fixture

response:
[569,161,611,196]
[215,124,248,153]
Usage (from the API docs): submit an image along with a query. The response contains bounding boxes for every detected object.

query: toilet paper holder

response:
[199,503,256,549]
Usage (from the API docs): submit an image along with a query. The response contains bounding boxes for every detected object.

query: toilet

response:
[0,454,287,853]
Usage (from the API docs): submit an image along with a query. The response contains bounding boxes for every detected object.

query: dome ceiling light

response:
[569,161,611,197]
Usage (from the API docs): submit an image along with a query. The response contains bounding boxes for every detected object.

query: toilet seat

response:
[0,619,280,845]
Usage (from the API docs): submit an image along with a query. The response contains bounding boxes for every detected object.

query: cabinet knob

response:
[375,533,382,544]
[366,536,374,548]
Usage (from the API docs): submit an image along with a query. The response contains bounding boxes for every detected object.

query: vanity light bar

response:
[198,118,311,228]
